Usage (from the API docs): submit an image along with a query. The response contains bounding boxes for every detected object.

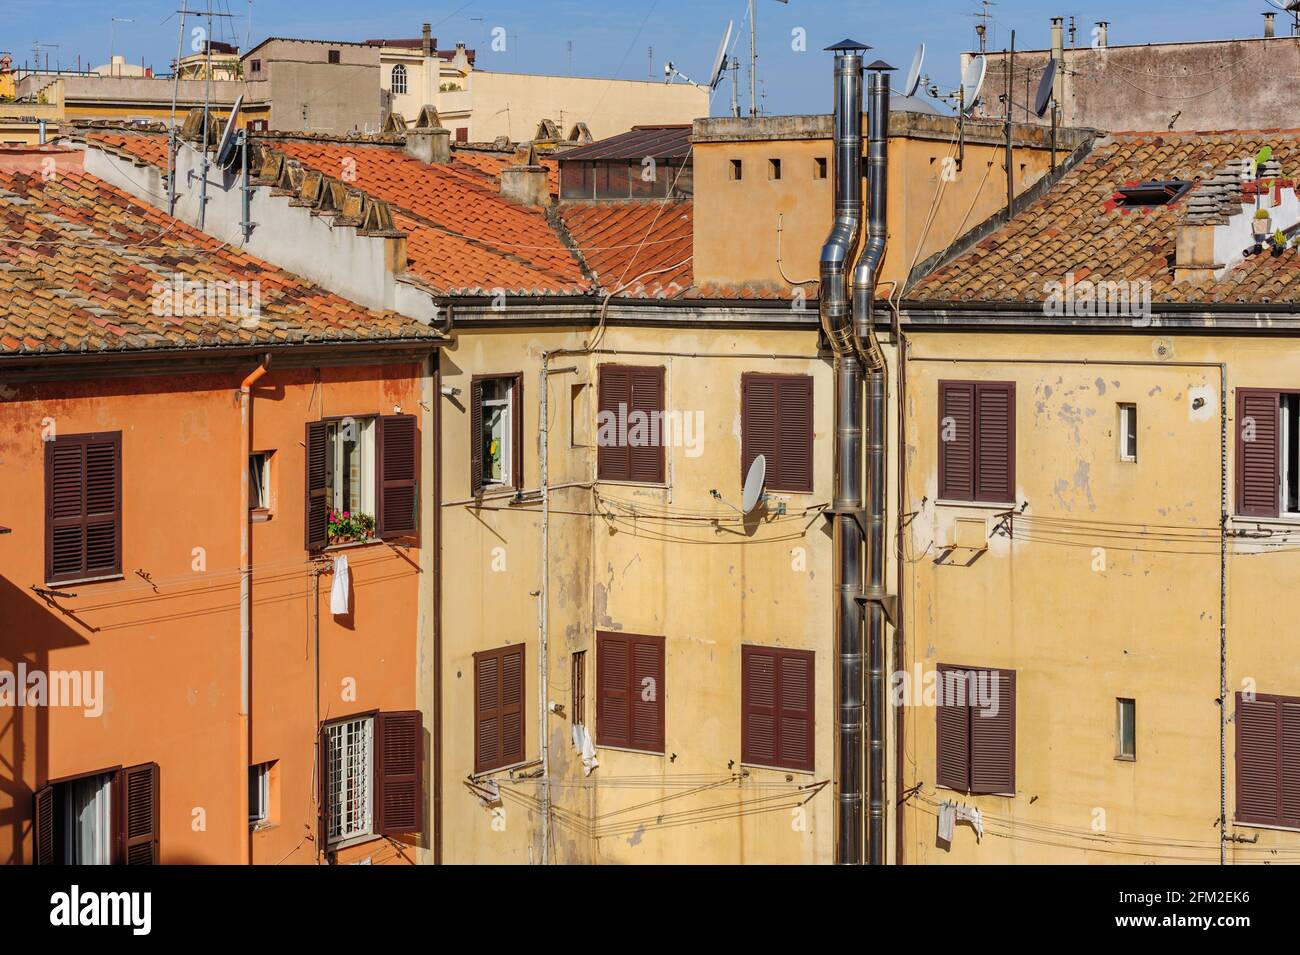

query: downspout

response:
[853,60,894,867]
[821,40,867,866]
[539,351,551,865]
[238,353,270,865]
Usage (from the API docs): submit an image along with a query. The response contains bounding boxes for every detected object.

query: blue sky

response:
[4,0,1284,115]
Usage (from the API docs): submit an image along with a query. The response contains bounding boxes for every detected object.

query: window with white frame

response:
[481,379,514,487]
[326,717,373,846]
[1283,394,1300,516]
[391,63,408,95]
[249,762,271,827]
[249,451,271,510]
[1118,403,1137,462]
[326,417,376,516]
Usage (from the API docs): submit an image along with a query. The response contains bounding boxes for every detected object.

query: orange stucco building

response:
[0,150,441,864]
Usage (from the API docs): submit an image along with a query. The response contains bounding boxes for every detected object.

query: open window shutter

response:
[596,632,631,748]
[970,668,1016,795]
[742,646,777,766]
[628,368,666,484]
[1282,699,1300,828]
[938,383,974,501]
[119,762,159,864]
[974,383,1015,503]
[469,379,484,494]
[776,376,814,493]
[511,374,525,488]
[377,414,419,541]
[936,665,971,791]
[1236,694,1280,825]
[317,722,329,851]
[33,785,54,865]
[45,433,121,583]
[1237,389,1280,518]
[597,367,632,481]
[375,710,422,834]
[304,421,329,550]
[778,650,815,771]
[629,635,665,752]
[742,374,778,491]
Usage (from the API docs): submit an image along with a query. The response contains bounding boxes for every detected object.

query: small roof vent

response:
[1113,179,1193,208]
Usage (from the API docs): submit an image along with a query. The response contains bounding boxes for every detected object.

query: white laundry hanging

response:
[330,554,350,615]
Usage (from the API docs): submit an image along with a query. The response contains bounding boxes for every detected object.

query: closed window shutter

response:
[742,374,814,494]
[375,710,422,834]
[33,784,54,865]
[119,762,159,865]
[469,379,484,494]
[776,376,814,493]
[970,668,1016,794]
[376,414,419,540]
[628,367,665,484]
[511,374,525,488]
[597,366,631,481]
[1283,700,1300,827]
[935,664,971,791]
[1237,389,1280,518]
[474,645,525,773]
[45,432,121,583]
[629,635,666,753]
[317,723,329,850]
[1237,695,1280,824]
[743,646,815,771]
[974,383,1015,503]
[596,632,631,748]
[938,383,974,501]
[304,421,329,550]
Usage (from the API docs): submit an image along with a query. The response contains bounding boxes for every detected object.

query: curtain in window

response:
[62,773,112,864]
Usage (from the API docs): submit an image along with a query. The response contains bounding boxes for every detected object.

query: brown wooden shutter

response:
[1237,389,1280,518]
[33,784,54,865]
[1283,699,1300,827]
[597,366,631,481]
[970,668,1016,794]
[474,644,525,773]
[1237,694,1280,825]
[596,632,631,748]
[469,378,485,494]
[628,634,666,753]
[778,650,815,771]
[318,722,329,852]
[119,762,159,864]
[741,646,778,766]
[935,664,971,792]
[375,710,422,834]
[628,367,666,484]
[304,421,329,550]
[376,414,419,540]
[974,383,1015,503]
[776,376,814,493]
[742,374,814,494]
[938,383,975,501]
[45,432,121,584]
[511,374,525,488]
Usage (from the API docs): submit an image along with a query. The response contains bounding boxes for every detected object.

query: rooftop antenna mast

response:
[967,0,996,53]
[31,41,60,74]
[748,0,789,118]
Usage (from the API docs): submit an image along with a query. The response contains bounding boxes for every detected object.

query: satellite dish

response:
[742,454,767,513]
[961,54,986,114]
[905,43,925,97]
[1034,58,1058,118]
[708,20,734,90]
[214,93,244,169]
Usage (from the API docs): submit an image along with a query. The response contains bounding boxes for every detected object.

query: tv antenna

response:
[710,455,769,516]
[904,43,925,97]
[1034,57,1059,168]
[966,0,997,52]
[747,0,789,118]
[665,19,735,91]
[30,40,59,73]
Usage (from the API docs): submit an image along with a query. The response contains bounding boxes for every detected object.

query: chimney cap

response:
[825,38,871,52]
[866,59,896,71]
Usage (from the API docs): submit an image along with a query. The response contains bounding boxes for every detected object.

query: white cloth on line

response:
[330,554,350,615]
[571,722,599,775]
[955,804,984,841]
[937,800,956,842]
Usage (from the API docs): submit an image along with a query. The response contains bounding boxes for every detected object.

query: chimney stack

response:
[1050,17,1065,111]
[404,105,451,164]
[422,22,432,57]
[500,143,550,206]
[1095,21,1109,48]
[1265,12,1276,38]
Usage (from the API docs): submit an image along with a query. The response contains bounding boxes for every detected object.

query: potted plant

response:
[1254,207,1272,238]
[327,510,376,545]
[1272,228,1289,256]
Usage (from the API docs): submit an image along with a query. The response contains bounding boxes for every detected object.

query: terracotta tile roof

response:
[84,130,171,169]
[452,149,560,196]
[266,139,588,295]
[0,169,438,356]
[558,201,693,298]
[908,130,1300,307]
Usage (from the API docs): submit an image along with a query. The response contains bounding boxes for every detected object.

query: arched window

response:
[391,63,408,95]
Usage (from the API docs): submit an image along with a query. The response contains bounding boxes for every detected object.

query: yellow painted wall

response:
[897,330,1300,864]
[439,322,836,864]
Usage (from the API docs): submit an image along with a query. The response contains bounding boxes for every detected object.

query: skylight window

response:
[1112,180,1193,208]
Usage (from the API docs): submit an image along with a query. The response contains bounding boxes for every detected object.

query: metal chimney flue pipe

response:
[1264,13,1276,39]
[820,39,867,866]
